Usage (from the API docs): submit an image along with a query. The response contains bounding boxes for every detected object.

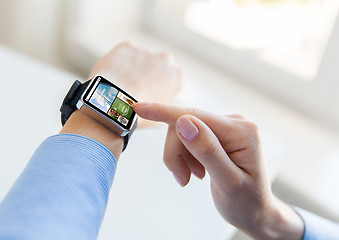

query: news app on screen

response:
[87,80,136,126]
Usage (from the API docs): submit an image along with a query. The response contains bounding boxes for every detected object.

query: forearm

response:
[0,134,117,240]
[0,110,124,239]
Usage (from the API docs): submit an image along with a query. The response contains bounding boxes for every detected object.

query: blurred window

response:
[183,0,339,80]
[145,0,339,128]
[63,0,339,128]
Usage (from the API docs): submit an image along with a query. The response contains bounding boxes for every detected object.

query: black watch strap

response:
[123,117,137,151]
[60,80,90,125]
[60,80,135,152]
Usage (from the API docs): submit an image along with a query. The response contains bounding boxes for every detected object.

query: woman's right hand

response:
[134,102,304,240]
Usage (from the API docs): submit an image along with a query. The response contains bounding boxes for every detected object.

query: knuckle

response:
[243,121,261,144]
[158,52,172,60]
[116,41,137,51]
[185,107,199,117]
[244,121,259,133]
[231,114,246,119]
[202,140,219,158]
[119,41,133,47]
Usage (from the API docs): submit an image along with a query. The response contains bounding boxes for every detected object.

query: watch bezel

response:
[79,76,138,135]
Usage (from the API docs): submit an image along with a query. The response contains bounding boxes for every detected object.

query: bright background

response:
[1,0,339,239]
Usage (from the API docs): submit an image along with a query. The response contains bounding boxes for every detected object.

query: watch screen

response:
[83,76,137,129]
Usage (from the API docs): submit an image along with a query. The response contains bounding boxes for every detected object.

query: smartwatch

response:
[60,75,138,152]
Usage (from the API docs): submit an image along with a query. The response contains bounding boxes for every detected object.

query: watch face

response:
[82,76,138,130]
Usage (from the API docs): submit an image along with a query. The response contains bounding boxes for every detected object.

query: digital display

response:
[83,76,137,129]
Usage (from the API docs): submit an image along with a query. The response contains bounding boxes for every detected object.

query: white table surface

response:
[0,45,235,240]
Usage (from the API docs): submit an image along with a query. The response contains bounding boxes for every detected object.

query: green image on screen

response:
[110,98,133,120]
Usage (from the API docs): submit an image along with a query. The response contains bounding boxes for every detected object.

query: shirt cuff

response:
[295,207,339,240]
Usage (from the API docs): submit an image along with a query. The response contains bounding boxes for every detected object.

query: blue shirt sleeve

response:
[296,208,339,240]
[0,134,117,240]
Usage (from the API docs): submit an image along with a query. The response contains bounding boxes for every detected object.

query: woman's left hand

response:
[89,42,183,128]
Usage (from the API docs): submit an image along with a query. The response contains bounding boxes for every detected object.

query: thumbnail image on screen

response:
[87,80,136,126]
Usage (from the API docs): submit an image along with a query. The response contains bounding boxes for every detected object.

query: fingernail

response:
[172,172,185,187]
[176,116,199,141]
[191,169,205,179]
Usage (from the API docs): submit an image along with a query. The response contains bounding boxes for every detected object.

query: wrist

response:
[60,109,124,160]
[247,195,304,240]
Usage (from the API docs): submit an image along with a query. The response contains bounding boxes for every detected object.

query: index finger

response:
[134,102,253,153]
[134,102,217,126]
